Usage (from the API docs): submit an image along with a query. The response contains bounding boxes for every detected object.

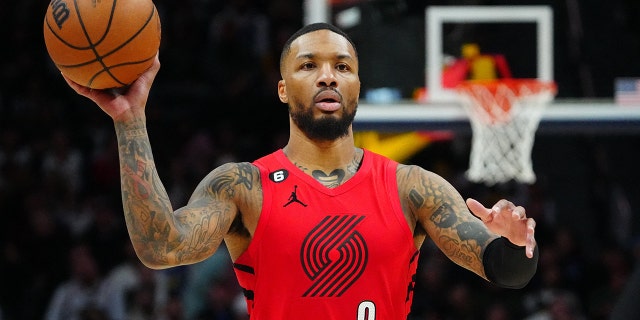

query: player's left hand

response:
[466,198,536,258]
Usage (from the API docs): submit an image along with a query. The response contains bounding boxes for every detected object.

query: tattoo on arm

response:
[116,120,176,264]
[173,205,232,264]
[235,163,255,190]
[124,128,147,139]
[429,203,457,229]
[115,121,247,266]
[402,165,491,274]
[408,189,424,210]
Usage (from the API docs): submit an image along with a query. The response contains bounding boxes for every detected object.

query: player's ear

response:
[278,80,288,103]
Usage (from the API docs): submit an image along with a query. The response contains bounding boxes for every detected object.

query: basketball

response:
[43,0,161,89]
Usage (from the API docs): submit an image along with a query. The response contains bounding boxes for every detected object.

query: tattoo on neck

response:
[347,154,362,174]
[294,163,309,172]
[312,169,346,188]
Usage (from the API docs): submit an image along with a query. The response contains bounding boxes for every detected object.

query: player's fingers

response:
[128,54,160,98]
[62,73,111,103]
[527,217,536,233]
[491,199,512,213]
[62,73,90,96]
[526,218,537,258]
[138,54,161,85]
[466,198,492,222]
[512,206,526,220]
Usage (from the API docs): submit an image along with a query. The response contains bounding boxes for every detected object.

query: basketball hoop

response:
[456,79,557,185]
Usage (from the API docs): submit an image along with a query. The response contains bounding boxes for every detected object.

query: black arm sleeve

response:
[482,237,539,289]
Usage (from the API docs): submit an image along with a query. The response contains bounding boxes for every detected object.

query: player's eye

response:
[301,62,315,70]
[336,63,350,72]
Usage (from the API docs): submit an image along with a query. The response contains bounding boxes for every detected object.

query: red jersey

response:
[233,149,419,320]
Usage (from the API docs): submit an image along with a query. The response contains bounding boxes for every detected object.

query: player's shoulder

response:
[395,164,449,189]
[218,161,261,179]
[396,163,433,179]
[203,162,262,192]
[218,161,260,173]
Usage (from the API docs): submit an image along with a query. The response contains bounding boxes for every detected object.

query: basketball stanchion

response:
[456,79,557,186]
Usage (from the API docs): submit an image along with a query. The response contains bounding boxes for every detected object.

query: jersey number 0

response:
[357,301,376,320]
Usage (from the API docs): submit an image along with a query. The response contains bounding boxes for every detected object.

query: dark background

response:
[1,0,640,319]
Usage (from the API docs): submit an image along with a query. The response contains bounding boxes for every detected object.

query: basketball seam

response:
[64,0,156,87]
[45,17,94,51]
[96,5,158,67]
[45,0,159,88]
[86,54,156,87]
[73,0,123,86]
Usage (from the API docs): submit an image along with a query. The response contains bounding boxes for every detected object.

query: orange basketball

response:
[43,0,161,89]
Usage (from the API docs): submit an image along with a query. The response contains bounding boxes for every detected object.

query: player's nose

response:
[316,63,337,88]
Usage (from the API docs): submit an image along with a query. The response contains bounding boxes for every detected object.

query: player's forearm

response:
[114,117,178,268]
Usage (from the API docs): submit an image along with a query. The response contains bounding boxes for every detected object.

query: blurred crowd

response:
[1,0,640,320]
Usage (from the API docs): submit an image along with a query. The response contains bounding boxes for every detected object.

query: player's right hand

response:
[63,54,160,122]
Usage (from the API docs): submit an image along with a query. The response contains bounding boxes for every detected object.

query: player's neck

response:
[283,129,358,170]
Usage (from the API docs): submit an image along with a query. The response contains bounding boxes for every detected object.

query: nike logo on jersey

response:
[283,185,307,207]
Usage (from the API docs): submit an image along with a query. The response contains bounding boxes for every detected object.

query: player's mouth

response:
[314,89,342,112]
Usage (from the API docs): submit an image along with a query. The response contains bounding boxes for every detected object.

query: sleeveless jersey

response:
[233,149,420,320]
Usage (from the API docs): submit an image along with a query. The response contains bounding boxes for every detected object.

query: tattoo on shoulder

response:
[235,163,255,190]
[208,163,257,198]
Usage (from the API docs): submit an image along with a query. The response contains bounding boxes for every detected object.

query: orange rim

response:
[457,79,557,123]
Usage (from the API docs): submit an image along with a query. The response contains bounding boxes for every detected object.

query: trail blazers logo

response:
[300,215,368,297]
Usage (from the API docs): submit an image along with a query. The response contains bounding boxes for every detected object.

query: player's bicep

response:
[170,163,250,265]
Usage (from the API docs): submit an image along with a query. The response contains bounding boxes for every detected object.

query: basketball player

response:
[63,23,538,319]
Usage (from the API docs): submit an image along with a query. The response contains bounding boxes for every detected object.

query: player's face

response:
[278,29,360,141]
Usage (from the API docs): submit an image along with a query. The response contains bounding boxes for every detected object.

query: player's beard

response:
[290,101,357,141]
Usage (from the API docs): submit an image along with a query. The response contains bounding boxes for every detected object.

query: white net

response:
[457,80,556,186]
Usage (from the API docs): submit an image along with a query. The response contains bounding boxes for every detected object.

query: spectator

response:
[44,243,106,320]
[97,242,169,320]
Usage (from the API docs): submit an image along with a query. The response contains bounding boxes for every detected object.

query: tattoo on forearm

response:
[456,222,491,244]
[430,203,456,228]
[439,234,475,266]
[116,120,181,263]
[122,159,151,199]
[115,119,254,265]
[125,128,147,139]
[401,165,487,270]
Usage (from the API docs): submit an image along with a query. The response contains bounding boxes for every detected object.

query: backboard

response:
[426,6,554,103]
